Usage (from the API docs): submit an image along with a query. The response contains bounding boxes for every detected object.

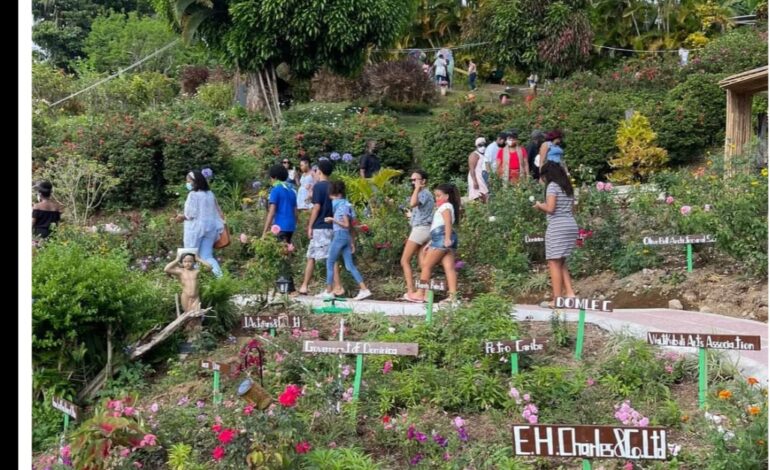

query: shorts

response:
[408,225,431,245]
[429,227,458,251]
[277,231,293,243]
[306,228,333,260]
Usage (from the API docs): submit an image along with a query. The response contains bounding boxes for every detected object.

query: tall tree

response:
[152,0,411,125]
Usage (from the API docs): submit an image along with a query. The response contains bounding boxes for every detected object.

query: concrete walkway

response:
[289,296,768,383]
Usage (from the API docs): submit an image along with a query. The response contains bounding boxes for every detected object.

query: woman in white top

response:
[468,136,488,202]
[174,170,225,277]
[296,157,314,210]
[411,183,461,304]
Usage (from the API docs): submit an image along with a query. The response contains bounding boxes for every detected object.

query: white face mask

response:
[37,194,41,202]
[477,145,486,154]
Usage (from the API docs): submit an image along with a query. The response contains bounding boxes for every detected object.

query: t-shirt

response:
[546,182,574,221]
[526,141,541,179]
[430,202,455,231]
[332,199,355,232]
[32,208,61,238]
[311,180,333,229]
[433,58,447,77]
[410,189,434,227]
[359,153,381,178]
[268,182,297,232]
[484,141,501,170]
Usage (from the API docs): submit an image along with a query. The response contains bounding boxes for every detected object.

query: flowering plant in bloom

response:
[278,384,303,407]
[614,400,649,427]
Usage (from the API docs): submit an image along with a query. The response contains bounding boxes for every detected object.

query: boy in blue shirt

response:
[263,164,298,242]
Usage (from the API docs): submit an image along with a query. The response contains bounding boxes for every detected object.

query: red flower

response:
[278,384,302,407]
[359,224,370,233]
[295,441,311,454]
[217,429,236,445]
[211,424,222,433]
[100,423,115,434]
[382,415,391,423]
[212,446,225,461]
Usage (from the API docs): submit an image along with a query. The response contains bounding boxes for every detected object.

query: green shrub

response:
[689,27,768,75]
[195,82,234,111]
[77,71,179,114]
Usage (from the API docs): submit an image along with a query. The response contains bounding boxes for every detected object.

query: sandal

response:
[539,301,556,309]
[403,293,425,303]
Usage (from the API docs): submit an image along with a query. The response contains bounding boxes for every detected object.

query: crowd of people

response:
[34,129,578,309]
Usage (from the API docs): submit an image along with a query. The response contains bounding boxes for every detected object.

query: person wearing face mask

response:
[468,137,489,202]
[402,169,434,303]
[496,130,529,183]
[32,180,62,239]
[174,170,225,278]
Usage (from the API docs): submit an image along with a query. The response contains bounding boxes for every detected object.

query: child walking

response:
[321,181,372,301]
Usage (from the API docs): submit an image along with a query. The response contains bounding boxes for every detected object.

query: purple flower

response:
[319,156,330,161]
[252,181,262,190]
[407,424,416,440]
[457,426,469,442]
[202,168,213,180]
[330,152,341,161]
[197,400,205,408]
[455,260,466,270]
[410,453,423,465]
[342,153,353,163]
[433,433,448,448]
[416,431,427,442]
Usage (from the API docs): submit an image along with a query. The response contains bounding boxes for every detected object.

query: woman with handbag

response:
[175,170,225,278]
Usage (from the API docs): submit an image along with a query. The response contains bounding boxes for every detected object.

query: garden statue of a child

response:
[164,251,211,313]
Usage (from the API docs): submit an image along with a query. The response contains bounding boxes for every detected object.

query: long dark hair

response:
[539,161,573,197]
[436,183,462,225]
[188,170,210,191]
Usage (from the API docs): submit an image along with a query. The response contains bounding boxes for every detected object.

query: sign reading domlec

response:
[513,424,667,460]
[642,234,716,246]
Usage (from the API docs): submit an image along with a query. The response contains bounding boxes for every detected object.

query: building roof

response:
[718,66,768,94]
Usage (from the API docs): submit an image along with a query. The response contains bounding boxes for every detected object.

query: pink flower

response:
[328,441,337,448]
[211,424,222,433]
[133,463,143,469]
[271,224,281,235]
[680,205,692,216]
[596,182,605,191]
[295,441,312,454]
[527,414,538,424]
[292,328,302,338]
[212,446,225,461]
[120,448,131,458]
[286,243,295,253]
[382,360,393,374]
[243,404,255,415]
[453,416,465,428]
[217,429,236,445]
[123,406,135,416]
[342,365,352,377]
[665,365,674,373]
[60,445,71,459]
[310,329,319,338]
[665,196,674,205]
[624,461,634,470]
[604,182,613,191]
[586,378,595,386]
[239,233,249,243]
[140,434,157,447]
[274,352,284,363]
[523,393,531,402]
[639,417,649,427]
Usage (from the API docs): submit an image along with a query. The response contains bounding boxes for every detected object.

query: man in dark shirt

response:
[297,160,342,295]
[526,130,545,180]
[359,140,381,178]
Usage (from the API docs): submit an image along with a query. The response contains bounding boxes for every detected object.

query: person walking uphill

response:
[402,169,435,303]
[319,180,372,301]
[175,170,225,278]
[533,162,578,309]
[298,160,343,296]
[263,164,298,242]
[496,130,529,183]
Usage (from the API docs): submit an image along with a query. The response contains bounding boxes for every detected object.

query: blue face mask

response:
[185,182,193,191]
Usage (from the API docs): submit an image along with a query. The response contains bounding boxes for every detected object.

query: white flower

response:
[528,196,535,202]
[488,216,497,222]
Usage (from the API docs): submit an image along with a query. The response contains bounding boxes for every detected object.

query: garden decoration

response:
[303,340,418,400]
[512,424,668,468]
[313,297,353,314]
[554,297,614,360]
[647,332,761,408]
[200,360,236,405]
[52,396,78,432]
[642,235,716,273]
[237,378,272,410]
[242,314,302,337]
[483,338,548,375]
[416,278,446,325]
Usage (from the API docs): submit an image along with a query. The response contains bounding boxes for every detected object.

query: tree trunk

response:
[236,68,282,127]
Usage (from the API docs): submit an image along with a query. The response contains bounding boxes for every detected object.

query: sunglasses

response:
[410,178,421,181]
[282,161,290,164]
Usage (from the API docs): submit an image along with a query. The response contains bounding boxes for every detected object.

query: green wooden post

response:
[213,370,222,405]
[574,309,586,360]
[63,413,69,431]
[687,243,693,272]
[352,354,364,399]
[269,328,275,337]
[699,347,707,408]
[582,459,591,469]
[510,335,519,375]
[426,290,434,325]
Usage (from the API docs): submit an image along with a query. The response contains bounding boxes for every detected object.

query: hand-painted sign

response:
[642,235,716,246]
[512,424,668,460]
[242,315,302,330]
[525,232,591,244]
[415,279,446,291]
[302,340,418,356]
[483,338,548,354]
[200,360,234,374]
[647,332,761,351]
[52,396,78,420]
[555,296,613,312]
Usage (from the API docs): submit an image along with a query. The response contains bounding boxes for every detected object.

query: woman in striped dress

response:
[533,162,577,308]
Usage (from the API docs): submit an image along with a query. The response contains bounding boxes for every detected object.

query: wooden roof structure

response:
[718,66,767,171]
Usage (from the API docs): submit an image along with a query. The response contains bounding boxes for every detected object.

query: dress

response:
[468,151,488,200]
[544,182,578,260]
[297,173,314,210]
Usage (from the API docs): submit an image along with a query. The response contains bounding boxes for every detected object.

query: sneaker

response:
[316,291,335,300]
[353,289,372,301]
